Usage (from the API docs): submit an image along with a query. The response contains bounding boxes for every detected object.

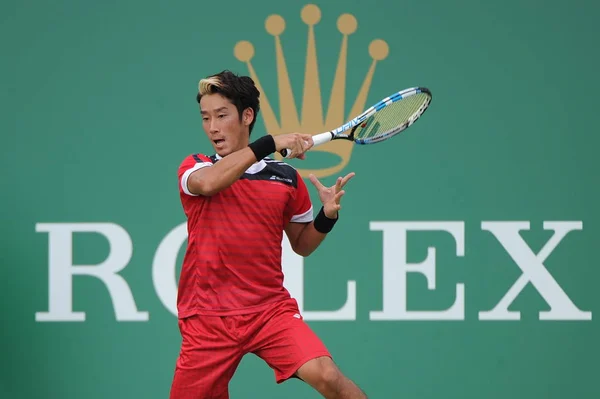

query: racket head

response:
[349,87,432,145]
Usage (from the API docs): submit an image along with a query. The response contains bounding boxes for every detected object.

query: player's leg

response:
[294,356,368,399]
[169,315,244,399]
[246,298,367,399]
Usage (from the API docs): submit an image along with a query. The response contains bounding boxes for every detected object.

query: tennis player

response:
[170,70,366,399]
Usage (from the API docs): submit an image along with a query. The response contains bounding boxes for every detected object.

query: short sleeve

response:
[178,154,213,196]
[285,171,313,223]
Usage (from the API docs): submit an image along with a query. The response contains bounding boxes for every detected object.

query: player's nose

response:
[209,120,219,133]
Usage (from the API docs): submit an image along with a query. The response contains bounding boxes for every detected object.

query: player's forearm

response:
[188,147,257,196]
[292,208,339,256]
[292,223,328,256]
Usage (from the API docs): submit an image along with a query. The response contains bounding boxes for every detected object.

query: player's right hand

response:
[273,133,314,160]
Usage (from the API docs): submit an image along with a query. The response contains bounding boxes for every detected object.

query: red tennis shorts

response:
[169,297,332,399]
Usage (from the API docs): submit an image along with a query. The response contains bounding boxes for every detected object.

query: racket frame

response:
[281,86,431,157]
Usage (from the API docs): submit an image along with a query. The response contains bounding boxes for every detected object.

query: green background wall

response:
[2,0,598,398]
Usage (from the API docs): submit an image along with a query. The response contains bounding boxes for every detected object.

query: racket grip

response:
[313,132,333,146]
[279,133,333,158]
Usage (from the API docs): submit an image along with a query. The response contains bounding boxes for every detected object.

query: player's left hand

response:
[308,172,355,219]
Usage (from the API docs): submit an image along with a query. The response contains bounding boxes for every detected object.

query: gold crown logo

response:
[233,4,389,178]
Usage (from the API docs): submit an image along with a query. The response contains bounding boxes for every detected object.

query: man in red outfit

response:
[170,70,365,399]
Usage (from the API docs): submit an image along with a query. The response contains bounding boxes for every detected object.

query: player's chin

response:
[214,146,233,158]
[210,143,229,157]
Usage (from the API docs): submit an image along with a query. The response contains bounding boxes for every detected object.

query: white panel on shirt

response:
[291,206,313,223]
[181,162,212,196]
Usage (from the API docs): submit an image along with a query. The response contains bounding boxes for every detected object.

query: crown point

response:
[265,15,285,36]
[337,14,357,35]
[234,41,254,62]
[301,4,321,26]
[369,39,389,60]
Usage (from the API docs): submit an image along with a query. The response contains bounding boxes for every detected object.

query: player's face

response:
[200,93,252,157]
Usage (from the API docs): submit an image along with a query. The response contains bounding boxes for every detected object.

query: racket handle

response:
[279,132,333,158]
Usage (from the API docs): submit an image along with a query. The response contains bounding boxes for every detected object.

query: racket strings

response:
[354,93,429,141]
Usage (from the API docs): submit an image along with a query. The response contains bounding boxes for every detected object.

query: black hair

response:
[196,70,261,135]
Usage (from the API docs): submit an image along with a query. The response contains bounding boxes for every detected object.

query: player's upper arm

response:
[285,170,313,224]
[284,170,313,243]
[286,169,336,256]
[178,154,213,196]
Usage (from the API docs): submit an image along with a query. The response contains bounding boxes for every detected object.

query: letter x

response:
[479,221,591,321]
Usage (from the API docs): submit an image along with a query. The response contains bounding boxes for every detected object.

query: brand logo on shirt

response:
[233,4,388,179]
[270,175,293,183]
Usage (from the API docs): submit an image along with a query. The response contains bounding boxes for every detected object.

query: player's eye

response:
[218,114,226,118]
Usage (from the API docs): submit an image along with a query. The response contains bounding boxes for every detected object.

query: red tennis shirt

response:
[176,153,313,318]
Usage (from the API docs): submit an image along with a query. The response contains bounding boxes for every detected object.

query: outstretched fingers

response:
[334,190,345,206]
[309,174,326,191]
[334,172,355,193]
[340,172,355,188]
[335,176,343,192]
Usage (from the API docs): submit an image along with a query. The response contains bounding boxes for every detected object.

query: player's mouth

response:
[213,138,225,147]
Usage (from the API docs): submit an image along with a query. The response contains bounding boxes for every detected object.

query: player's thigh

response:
[249,300,331,384]
[170,315,243,399]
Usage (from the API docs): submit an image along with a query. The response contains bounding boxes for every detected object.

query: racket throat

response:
[348,124,360,141]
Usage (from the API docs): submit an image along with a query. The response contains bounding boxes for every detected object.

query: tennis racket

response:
[280,87,432,158]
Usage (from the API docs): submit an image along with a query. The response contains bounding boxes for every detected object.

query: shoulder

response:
[178,153,218,172]
[179,153,218,166]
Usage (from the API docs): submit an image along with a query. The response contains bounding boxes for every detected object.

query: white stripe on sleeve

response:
[181,162,212,196]
[290,206,313,223]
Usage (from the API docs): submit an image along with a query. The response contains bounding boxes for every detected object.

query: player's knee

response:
[322,363,341,385]
[314,360,342,390]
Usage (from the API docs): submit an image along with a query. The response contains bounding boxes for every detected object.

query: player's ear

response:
[242,108,254,126]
